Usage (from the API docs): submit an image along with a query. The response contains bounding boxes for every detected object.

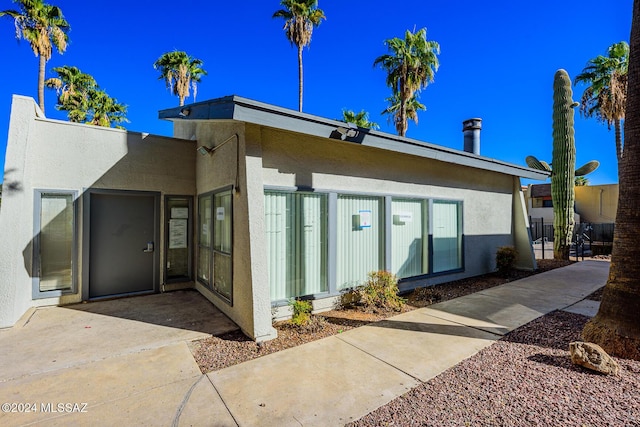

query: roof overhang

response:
[159,95,549,180]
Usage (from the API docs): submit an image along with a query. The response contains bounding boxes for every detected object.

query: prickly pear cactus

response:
[551,69,577,260]
[526,69,599,260]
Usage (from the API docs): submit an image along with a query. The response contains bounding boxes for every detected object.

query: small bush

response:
[356,271,405,311]
[289,298,313,327]
[496,246,518,276]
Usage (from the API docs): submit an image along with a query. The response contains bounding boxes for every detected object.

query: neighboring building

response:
[524,183,580,224]
[525,183,618,224]
[0,95,547,340]
[575,184,618,223]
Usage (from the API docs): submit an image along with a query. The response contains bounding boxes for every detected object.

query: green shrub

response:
[289,298,313,327]
[496,246,518,275]
[356,270,405,311]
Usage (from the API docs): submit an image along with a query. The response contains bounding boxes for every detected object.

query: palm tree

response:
[341,109,379,130]
[581,0,640,360]
[574,41,629,171]
[574,176,589,186]
[381,93,426,136]
[273,0,325,112]
[85,89,128,128]
[153,51,207,106]
[1,0,70,113]
[45,65,127,128]
[45,65,97,122]
[373,28,439,137]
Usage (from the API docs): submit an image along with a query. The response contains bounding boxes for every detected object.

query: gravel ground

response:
[190,259,573,373]
[349,310,640,427]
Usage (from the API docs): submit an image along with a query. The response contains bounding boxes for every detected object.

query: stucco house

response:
[0,95,547,341]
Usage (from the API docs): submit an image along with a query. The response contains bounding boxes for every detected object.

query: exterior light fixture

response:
[179,108,191,117]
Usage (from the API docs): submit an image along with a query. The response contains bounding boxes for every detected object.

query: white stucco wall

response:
[175,120,276,341]
[258,127,522,289]
[0,96,195,328]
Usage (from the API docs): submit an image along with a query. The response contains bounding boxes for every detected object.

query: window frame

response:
[264,190,329,303]
[197,186,234,305]
[32,189,78,299]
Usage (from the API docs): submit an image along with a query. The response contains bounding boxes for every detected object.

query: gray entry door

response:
[89,192,157,298]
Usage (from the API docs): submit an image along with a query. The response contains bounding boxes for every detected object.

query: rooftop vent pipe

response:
[462,118,482,155]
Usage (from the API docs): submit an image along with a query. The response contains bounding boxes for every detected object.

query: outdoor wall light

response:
[179,107,191,117]
[336,126,358,139]
[196,145,213,156]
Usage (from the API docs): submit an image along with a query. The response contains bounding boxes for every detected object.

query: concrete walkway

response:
[0,261,609,426]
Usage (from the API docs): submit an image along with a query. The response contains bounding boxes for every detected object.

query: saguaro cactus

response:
[526,69,599,260]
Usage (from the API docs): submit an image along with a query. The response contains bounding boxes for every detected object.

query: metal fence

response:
[529,217,614,259]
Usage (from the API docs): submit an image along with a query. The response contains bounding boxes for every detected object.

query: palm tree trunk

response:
[582,0,640,360]
[38,55,46,113]
[615,118,623,169]
[399,78,408,137]
[297,45,303,112]
[179,96,185,107]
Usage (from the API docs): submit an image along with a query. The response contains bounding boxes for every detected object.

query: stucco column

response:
[512,176,537,270]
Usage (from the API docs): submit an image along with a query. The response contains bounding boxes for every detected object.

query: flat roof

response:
[159,95,549,180]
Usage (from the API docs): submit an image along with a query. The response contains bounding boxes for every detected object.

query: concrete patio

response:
[0,261,609,426]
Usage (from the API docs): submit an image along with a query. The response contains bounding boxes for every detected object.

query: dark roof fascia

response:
[159,95,549,180]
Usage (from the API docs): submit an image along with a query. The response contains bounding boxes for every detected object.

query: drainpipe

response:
[462,118,482,155]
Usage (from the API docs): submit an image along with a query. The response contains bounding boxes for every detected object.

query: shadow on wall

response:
[396,234,514,292]
[3,168,23,194]
[14,128,196,304]
[260,127,514,194]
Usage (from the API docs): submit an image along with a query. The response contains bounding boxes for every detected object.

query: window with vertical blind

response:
[336,195,384,290]
[197,188,233,303]
[264,191,327,301]
[265,189,463,304]
[432,200,463,273]
[391,198,428,278]
[33,190,77,298]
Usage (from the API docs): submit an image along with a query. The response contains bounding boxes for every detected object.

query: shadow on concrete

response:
[368,318,506,338]
[64,289,239,337]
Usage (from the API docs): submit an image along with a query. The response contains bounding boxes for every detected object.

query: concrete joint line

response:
[336,335,424,383]
[206,374,240,427]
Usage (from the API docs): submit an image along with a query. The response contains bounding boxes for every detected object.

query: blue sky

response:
[0,0,633,185]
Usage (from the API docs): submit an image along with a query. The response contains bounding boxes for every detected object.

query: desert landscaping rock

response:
[349,311,640,427]
[570,341,620,375]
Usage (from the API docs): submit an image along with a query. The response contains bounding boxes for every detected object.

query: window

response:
[197,188,233,303]
[432,200,463,273]
[391,198,428,278]
[213,190,233,301]
[265,191,327,300]
[33,191,76,298]
[336,195,384,289]
[197,195,212,285]
[542,199,553,208]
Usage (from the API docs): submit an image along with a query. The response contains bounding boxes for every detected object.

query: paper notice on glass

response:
[171,207,189,219]
[169,219,188,249]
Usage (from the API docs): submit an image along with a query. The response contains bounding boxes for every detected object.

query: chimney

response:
[462,118,482,155]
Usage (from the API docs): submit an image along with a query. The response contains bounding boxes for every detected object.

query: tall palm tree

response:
[1,0,70,113]
[154,51,207,106]
[381,93,426,136]
[574,41,629,171]
[374,28,439,137]
[341,109,379,130]
[45,65,97,122]
[273,0,325,112]
[582,0,640,360]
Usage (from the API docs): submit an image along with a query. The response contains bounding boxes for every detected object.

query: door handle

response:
[142,242,154,253]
